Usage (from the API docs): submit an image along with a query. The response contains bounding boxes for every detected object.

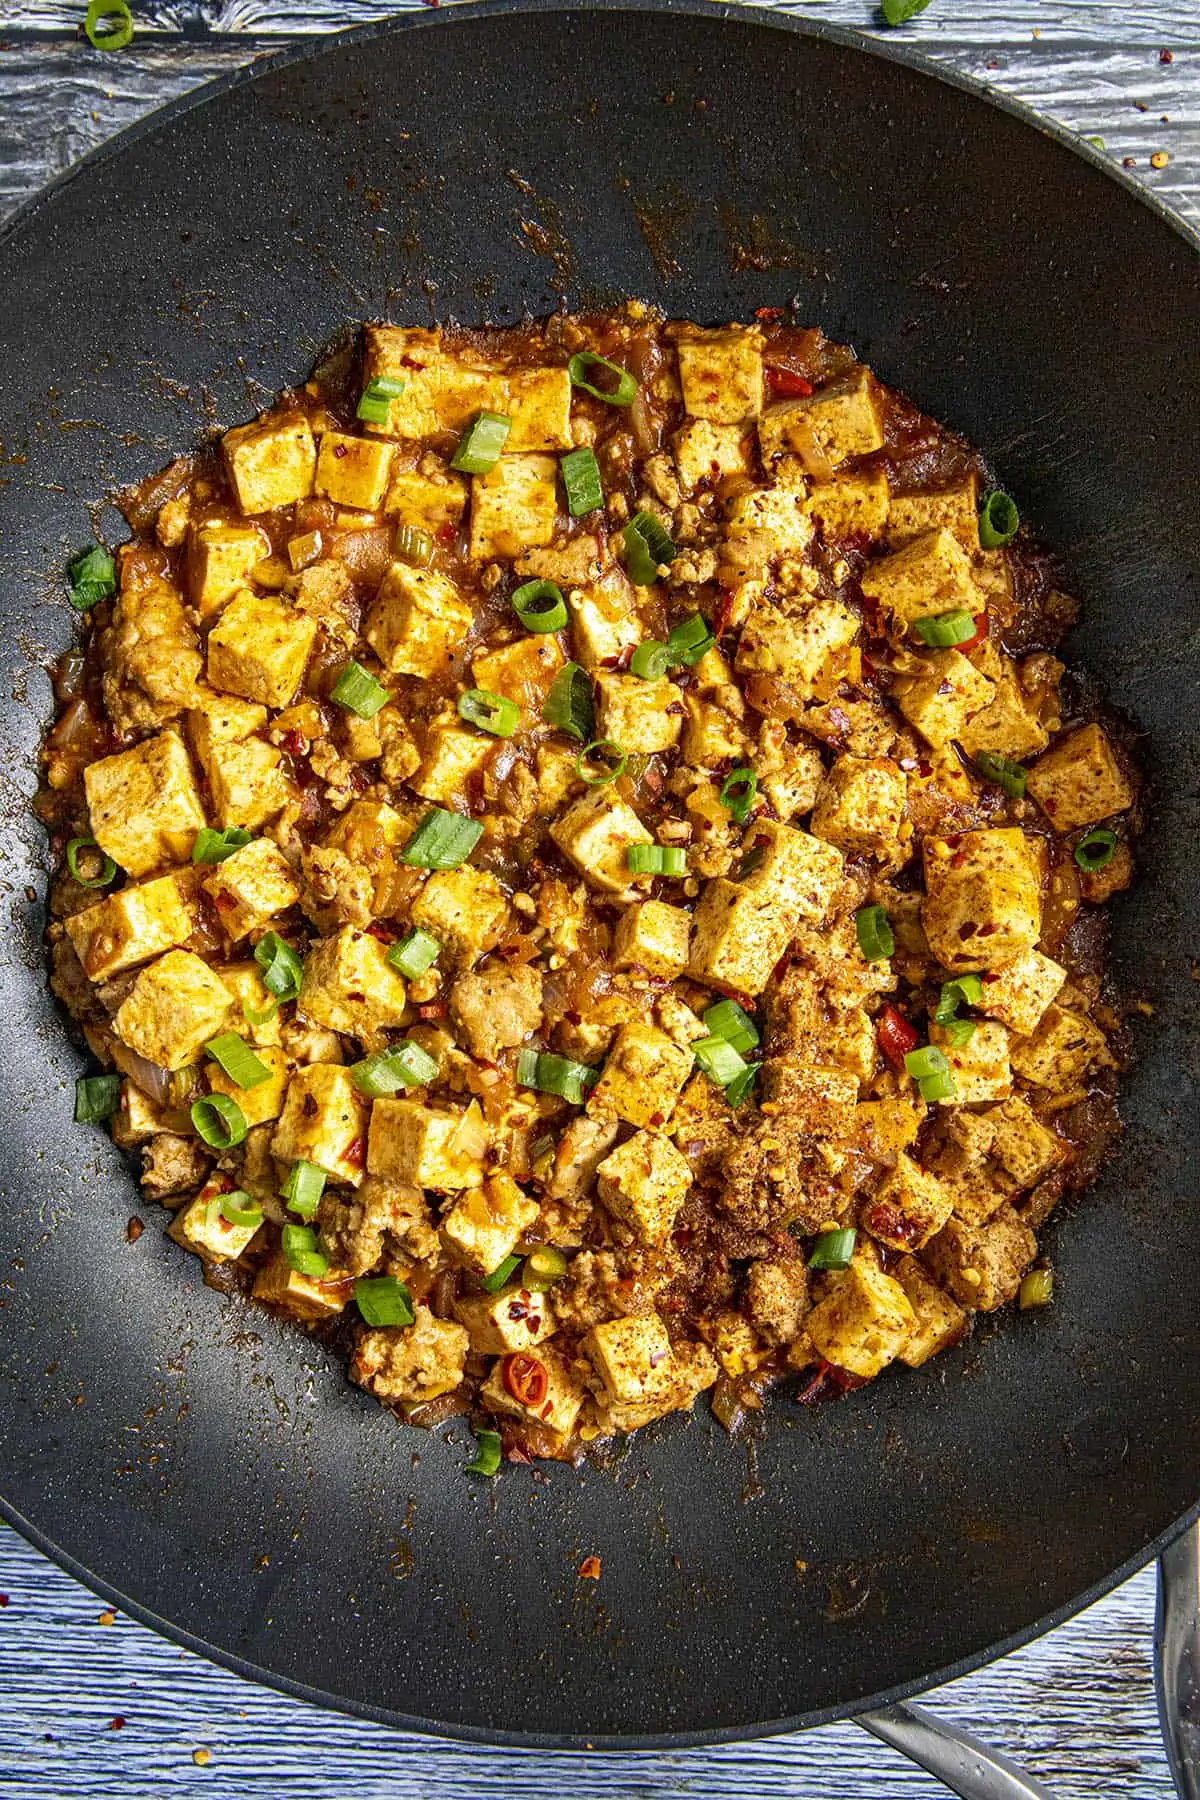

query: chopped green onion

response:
[703,998,759,1056]
[724,1065,758,1108]
[206,1189,262,1231]
[331,660,389,719]
[974,750,1027,798]
[719,766,758,825]
[281,1222,328,1280]
[74,1073,121,1123]
[631,640,672,681]
[84,0,135,50]
[1019,1267,1055,1311]
[666,614,714,666]
[904,1045,949,1082]
[67,543,117,609]
[458,687,520,738]
[567,351,638,407]
[66,835,117,889]
[623,510,676,585]
[192,826,252,865]
[354,1275,415,1326]
[356,374,406,425]
[542,662,595,742]
[254,931,303,1002]
[394,522,434,566]
[808,1227,857,1270]
[942,1018,977,1047]
[350,1039,439,1098]
[242,994,279,1030]
[387,928,440,979]
[934,974,984,1024]
[693,1035,749,1088]
[400,808,483,870]
[523,1245,568,1291]
[627,843,687,876]
[576,739,628,786]
[516,1048,599,1106]
[1086,136,1106,151]
[511,578,568,633]
[465,1427,503,1478]
[281,1159,326,1221]
[560,447,603,517]
[855,904,894,962]
[204,1031,272,1091]
[451,410,511,475]
[1074,826,1117,872]
[918,1069,957,1103]
[913,609,977,648]
[190,1093,248,1149]
[979,489,1020,549]
[880,0,931,23]
[481,1253,522,1294]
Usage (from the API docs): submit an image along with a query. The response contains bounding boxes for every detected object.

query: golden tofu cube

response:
[314,430,394,510]
[584,1312,675,1402]
[567,576,644,672]
[365,562,475,679]
[171,1182,263,1265]
[1026,722,1135,833]
[681,693,749,768]
[84,728,207,878]
[505,366,574,451]
[366,1096,486,1191]
[410,867,510,965]
[930,1019,1012,1104]
[924,1208,1037,1312]
[724,484,815,570]
[384,465,468,531]
[478,1346,585,1437]
[204,737,293,831]
[207,589,318,710]
[701,1311,770,1379]
[922,828,1045,972]
[673,419,753,494]
[595,672,683,754]
[438,361,508,433]
[207,1042,290,1128]
[806,1254,916,1379]
[114,949,234,1070]
[359,324,443,439]
[549,789,653,895]
[188,520,269,618]
[886,477,980,552]
[454,1286,557,1354]
[959,663,1051,762]
[860,528,983,629]
[271,1063,369,1186]
[735,595,858,692]
[440,1172,540,1277]
[1009,1003,1106,1092]
[892,1257,968,1367]
[471,634,564,714]
[186,688,269,762]
[852,1097,925,1164]
[214,960,283,1045]
[986,1096,1064,1187]
[687,879,793,997]
[824,1005,878,1084]
[535,743,585,814]
[65,870,198,981]
[411,721,496,806]
[596,1129,693,1245]
[811,755,907,858]
[296,927,408,1042]
[978,947,1066,1037]
[351,1311,470,1406]
[223,413,317,514]
[586,1022,693,1129]
[203,838,299,941]
[759,369,884,468]
[739,818,845,921]
[805,471,891,540]
[253,1251,350,1321]
[469,454,558,561]
[895,648,994,748]
[612,899,691,979]
[674,325,764,423]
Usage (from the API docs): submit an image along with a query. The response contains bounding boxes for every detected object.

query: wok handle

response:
[1157,1520,1200,1799]
[856,1700,1059,1799]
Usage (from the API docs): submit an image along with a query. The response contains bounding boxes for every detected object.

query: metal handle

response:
[1157,1520,1200,1799]
[856,1700,1059,1800]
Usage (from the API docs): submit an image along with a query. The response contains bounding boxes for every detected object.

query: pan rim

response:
[3,0,1198,1748]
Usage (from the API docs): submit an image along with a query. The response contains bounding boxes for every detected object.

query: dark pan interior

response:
[1,0,1199,1746]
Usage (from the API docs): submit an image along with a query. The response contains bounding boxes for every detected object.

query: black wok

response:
[1,0,1198,1746]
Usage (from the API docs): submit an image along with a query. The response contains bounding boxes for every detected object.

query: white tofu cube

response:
[254,1251,350,1321]
[271,1063,369,1186]
[892,1257,968,1367]
[469,455,558,560]
[214,960,283,1045]
[584,1313,718,1431]
[674,325,764,423]
[611,899,691,979]
[186,689,268,762]
[724,484,815,572]
[384,465,468,531]
[188,520,269,618]
[986,1096,1064,1187]
[549,789,653,895]
[471,635,564,715]
[171,1181,263,1264]
[202,838,299,941]
[687,879,793,996]
[567,569,643,672]
[84,728,207,878]
[895,649,994,748]
[207,1043,290,1128]
[673,419,753,494]
[959,659,1051,762]
[922,829,1045,972]
[454,1285,557,1354]
[440,1173,540,1276]
[595,672,683,754]
[411,721,496,805]
[505,366,574,451]
[978,948,1066,1037]
[359,325,444,439]
[1026,723,1135,833]
[222,413,317,514]
[114,949,234,1070]
[860,528,983,629]
[681,693,748,768]
[586,1022,693,1128]
[886,477,979,552]
[596,1129,693,1245]
[478,1346,585,1437]
[365,562,475,679]
[207,590,318,711]
[735,595,859,692]
[410,868,510,965]
[297,927,408,1042]
[204,737,294,831]
[366,1096,486,1191]
[739,819,844,920]
[65,870,198,981]
[805,1253,916,1379]
[811,755,907,858]
[314,430,394,510]
[805,471,890,540]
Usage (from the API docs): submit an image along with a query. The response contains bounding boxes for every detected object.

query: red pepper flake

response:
[344,1136,366,1168]
[754,306,785,322]
[1160,47,1174,63]
[281,728,308,758]
[0,1595,8,1608]
[332,443,347,459]
[876,1004,919,1071]
[648,1110,666,1128]
[417,1001,446,1021]
[796,1359,868,1406]
[109,1716,126,1731]
[125,1217,144,1243]
[765,366,814,398]
[578,1555,602,1580]
[436,522,456,543]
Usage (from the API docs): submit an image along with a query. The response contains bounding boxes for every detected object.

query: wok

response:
[1,0,1198,1747]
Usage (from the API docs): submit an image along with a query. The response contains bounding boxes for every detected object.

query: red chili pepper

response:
[876,1004,919,1071]
[958,611,989,653]
[754,306,785,322]
[436,522,457,544]
[796,1360,869,1406]
[281,728,308,758]
[417,1001,446,1021]
[578,1555,602,1580]
[503,1352,549,1409]
[765,366,814,398]
[344,1136,366,1169]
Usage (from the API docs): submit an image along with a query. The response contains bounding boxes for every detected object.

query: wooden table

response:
[1,2,1196,1792]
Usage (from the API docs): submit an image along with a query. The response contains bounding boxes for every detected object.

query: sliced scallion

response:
[808,1227,856,1270]
[880,0,931,24]
[560,446,603,517]
[394,522,434,567]
[511,578,568,633]
[904,1045,950,1082]
[458,687,520,738]
[481,1253,522,1294]
[523,1246,568,1291]
[666,614,714,666]
[465,1427,503,1478]
[978,489,1020,549]
[934,974,984,1025]
[67,543,117,609]
[542,662,595,743]
[400,808,483,871]
[567,351,637,407]
[192,826,251,865]
[576,739,627,786]
[623,510,675,586]
[331,660,389,719]
[204,1031,272,1091]
[281,1159,326,1221]
[913,609,977,648]
[354,1275,415,1326]
[719,766,758,825]
[630,640,672,681]
[974,750,1027,798]
[692,1035,748,1088]
[702,998,759,1056]
[918,1068,957,1103]
[350,1039,439,1099]
[627,843,686,876]
[516,1048,599,1106]
[207,1190,262,1231]
[942,1018,977,1047]
[356,374,406,425]
[74,1073,121,1123]
[190,1093,248,1149]
[1074,826,1117,872]
[66,836,117,889]
[254,932,303,1002]
[387,928,440,980]
[855,904,894,962]
[281,1222,328,1280]
[451,410,511,474]
[724,1065,758,1108]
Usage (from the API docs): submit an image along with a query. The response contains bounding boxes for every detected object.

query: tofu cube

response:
[84,729,207,878]
[478,1346,585,1437]
[922,828,1045,972]
[384,465,468,531]
[223,413,317,515]
[811,755,907,858]
[739,819,845,921]
[724,485,815,571]
[454,1286,557,1355]
[186,689,268,761]
[549,789,653,895]
[203,736,293,831]
[923,1208,1037,1312]
[942,1167,1013,1228]
[114,949,234,1070]
[612,899,691,979]
[411,721,496,805]
[188,520,269,618]
[505,366,573,452]
[860,528,983,629]
[806,471,891,541]
[567,570,643,672]
[764,1061,859,1141]
[596,1129,693,1245]
[959,664,1051,762]
[469,455,558,560]
[271,1063,369,1186]
[350,1310,469,1405]
[895,649,995,748]
[471,634,564,714]
[583,1313,674,1404]
[366,1096,486,1191]
[1026,723,1135,833]
[534,743,584,814]
[314,430,394,510]
[735,595,859,692]
[253,1252,350,1322]
[410,868,510,965]
[930,1019,1012,1104]
[207,590,317,712]
[687,880,792,996]
[986,1096,1065,1187]
[207,1042,289,1128]
[681,693,748,768]
[65,870,198,981]
[359,325,444,439]
[759,370,884,468]
[202,838,299,941]
[673,419,753,494]
[171,1181,262,1265]
[365,562,475,679]
[892,1257,968,1367]
[701,1311,770,1378]
[587,1022,693,1128]
[886,477,979,552]
[596,672,683,754]
[824,1006,878,1084]
[1009,1003,1106,1091]
[440,1173,540,1276]
[978,947,1066,1037]
[215,960,283,1045]
[862,1153,955,1251]
[297,927,408,1042]
[852,1097,925,1164]
[805,1254,916,1379]
[674,325,764,423]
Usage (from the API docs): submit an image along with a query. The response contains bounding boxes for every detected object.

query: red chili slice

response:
[876,1004,920,1071]
[958,611,990,652]
[765,366,814,398]
[503,1352,549,1410]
